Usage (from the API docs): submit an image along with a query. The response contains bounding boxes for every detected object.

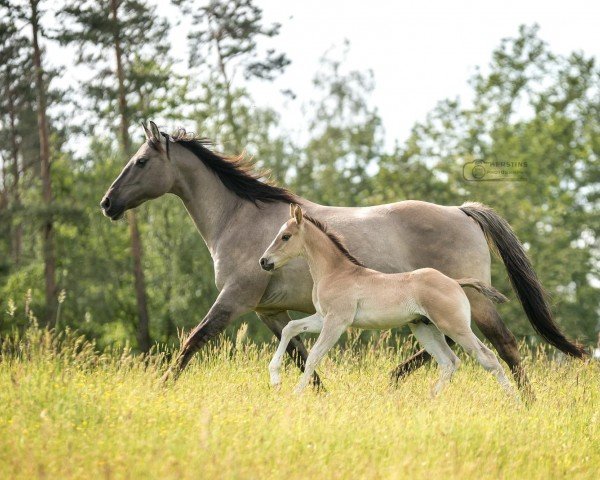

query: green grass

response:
[0,327,598,479]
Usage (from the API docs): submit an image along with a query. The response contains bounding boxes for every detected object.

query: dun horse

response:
[100,122,585,397]
[260,205,513,395]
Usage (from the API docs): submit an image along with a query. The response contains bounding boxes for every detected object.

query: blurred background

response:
[0,0,598,351]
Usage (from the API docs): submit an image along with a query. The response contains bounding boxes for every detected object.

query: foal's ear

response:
[289,203,295,218]
[149,121,161,141]
[294,205,303,225]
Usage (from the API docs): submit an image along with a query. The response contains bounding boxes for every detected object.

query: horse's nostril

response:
[260,258,267,267]
[100,197,111,210]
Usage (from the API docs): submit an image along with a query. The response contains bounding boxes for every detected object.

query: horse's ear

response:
[149,121,161,141]
[142,122,152,140]
[294,205,303,225]
[147,121,170,158]
[289,203,296,218]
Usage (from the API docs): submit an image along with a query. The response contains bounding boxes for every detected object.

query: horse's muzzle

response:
[100,195,125,220]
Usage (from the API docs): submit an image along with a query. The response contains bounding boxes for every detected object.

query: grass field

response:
[0,326,598,479]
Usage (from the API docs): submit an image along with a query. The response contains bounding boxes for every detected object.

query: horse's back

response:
[308,200,490,279]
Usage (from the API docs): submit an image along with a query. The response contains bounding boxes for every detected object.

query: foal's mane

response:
[160,128,295,205]
[303,214,364,267]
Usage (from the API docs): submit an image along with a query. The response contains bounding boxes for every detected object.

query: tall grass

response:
[0,324,598,479]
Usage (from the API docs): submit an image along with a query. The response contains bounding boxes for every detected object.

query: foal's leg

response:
[294,316,349,394]
[267,314,323,387]
[409,322,460,397]
[468,293,534,401]
[390,294,531,398]
[429,293,517,397]
[442,328,515,396]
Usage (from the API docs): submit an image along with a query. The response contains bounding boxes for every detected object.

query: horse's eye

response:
[136,158,148,168]
[282,234,291,241]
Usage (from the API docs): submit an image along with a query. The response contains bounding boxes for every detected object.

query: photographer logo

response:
[463,159,528,182]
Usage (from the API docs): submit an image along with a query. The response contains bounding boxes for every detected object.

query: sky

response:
[189,0,599,149]
[48,0,600,150]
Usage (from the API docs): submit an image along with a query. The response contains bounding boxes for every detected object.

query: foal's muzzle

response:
[259,257,274,271]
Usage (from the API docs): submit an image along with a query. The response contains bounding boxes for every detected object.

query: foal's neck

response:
[301,222,356,281]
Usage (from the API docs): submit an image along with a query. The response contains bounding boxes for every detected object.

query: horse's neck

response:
[302,223,350,282]
[171,153,246,253]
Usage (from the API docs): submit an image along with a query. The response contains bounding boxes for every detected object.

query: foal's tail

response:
[459,202,587,358]
[457,278,508,304]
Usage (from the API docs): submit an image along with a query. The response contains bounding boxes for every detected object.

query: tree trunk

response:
[0,154,7,211]
[110,0,151,352]
[215,36,242,151]
[6,73,22,265]
[30,0,57,325]
[128,210,151,352]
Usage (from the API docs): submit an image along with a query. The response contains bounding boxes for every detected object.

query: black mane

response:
[165,129,295,205]
[303,214,364,267]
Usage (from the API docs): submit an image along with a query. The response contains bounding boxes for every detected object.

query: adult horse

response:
[100,122,585,395]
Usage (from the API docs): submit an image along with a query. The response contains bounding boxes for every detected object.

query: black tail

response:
[460,202,586,358]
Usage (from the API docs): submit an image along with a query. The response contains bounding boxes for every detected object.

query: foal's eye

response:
[136,158,148,168]
[282,234,291,241]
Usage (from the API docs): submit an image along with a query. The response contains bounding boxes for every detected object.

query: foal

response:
[259,204,515,396]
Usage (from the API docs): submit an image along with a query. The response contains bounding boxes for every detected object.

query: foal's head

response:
[259,204,306,271]
[100,122,177,220]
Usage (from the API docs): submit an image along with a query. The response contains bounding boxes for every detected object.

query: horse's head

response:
[260,204,306,271]
[100,122,176,220]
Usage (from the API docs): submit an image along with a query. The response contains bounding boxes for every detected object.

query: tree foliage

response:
[0,14,598,349]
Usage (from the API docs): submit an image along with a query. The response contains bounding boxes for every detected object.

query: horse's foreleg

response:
[164,290,249,382]
[259,312,324,389]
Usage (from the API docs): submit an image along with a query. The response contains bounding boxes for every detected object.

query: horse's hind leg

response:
[390,347,432,384]
[408,322,461,397]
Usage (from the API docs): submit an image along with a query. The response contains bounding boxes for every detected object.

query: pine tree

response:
[30,0,58,324]
[176,0,290,150]
[2,0,59,323]
[0,14,34,266]
[57,0,172,351]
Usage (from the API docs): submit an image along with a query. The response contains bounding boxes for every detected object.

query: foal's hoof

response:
[429,383,445,399]
[270,382,282,391]
[293,386,305,396]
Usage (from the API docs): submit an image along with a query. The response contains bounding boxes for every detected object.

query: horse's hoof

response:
[161,368,178,385]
